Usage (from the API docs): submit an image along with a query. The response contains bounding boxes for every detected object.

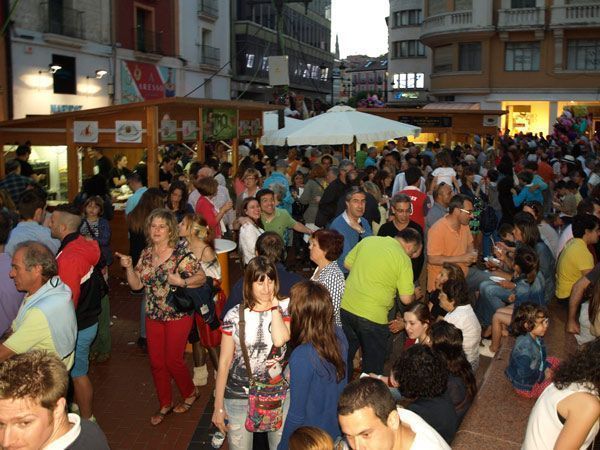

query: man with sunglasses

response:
[426,194,478,292]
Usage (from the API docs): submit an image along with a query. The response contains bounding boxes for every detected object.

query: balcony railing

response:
[551,3,600,28]
[134,28,163,55]
[198,0,219,20]
[40,2,84,39]
[421,11,473,37]
[199,45,220,67]
[498,7,545,29]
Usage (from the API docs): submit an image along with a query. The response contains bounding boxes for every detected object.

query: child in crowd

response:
[439,279,481,371]
[505,304,559,399]
[431,150,460,193]
[80,195,112,363]
[480,246,546,358]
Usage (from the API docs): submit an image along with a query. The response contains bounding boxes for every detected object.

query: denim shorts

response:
[71,323,99,378]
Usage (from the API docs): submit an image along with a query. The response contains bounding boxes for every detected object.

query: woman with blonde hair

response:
[178,213,226,386]
[117,208,206,425]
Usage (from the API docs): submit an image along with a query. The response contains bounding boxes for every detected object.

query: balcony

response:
[134,28,164,55]
[40,2,84,40]
[199,45,220,68]
[198,0,219,21]
[498,7,545,31]
[422,11,472,37]
[551,3,600,29]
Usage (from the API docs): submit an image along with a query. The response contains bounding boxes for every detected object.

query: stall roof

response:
[358,107,507,116]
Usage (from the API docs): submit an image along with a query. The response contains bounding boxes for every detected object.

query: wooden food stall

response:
[0,97,280,285]
[360,106,507,146]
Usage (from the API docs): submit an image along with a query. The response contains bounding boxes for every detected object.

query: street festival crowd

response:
[0,107,600,449]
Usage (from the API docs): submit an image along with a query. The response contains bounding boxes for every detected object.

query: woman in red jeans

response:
[117,208,206,425]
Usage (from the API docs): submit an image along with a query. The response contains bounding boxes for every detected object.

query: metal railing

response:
[198,0,219,19]
[40,1,84,39]
[134,28,163,55]
[199,45,220,67]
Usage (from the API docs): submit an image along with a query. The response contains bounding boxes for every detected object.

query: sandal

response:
[150,406,173,426]
[174,389,199,414]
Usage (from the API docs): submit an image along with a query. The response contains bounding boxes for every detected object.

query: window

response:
[511,0,536,7]
[320,67,329,81]
[52,54,76,94]
[459,42,481,71]
[261,57,269,71]
[135,7,156,53]
[433,45,453,72]
[392,40,425,58]
[428,0,447,16]
[567,40,600,71]
[454,0,472,10]
[393,72,426,89]
[505,42,540,71]
[311,64,319,79]
[392,9,421,26]
[245,54,255,68]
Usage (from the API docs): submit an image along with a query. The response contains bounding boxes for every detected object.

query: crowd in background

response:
[0,113,599,449]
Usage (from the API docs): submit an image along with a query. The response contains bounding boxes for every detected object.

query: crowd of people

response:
[0,123,599,449]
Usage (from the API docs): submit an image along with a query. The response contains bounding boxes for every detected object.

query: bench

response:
[452,302,578,449]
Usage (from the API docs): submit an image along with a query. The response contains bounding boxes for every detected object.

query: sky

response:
[330,0,389,58]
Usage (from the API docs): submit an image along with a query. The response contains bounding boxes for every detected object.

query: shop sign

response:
[394,92,420,100]
[51,104,83,113]
[398,115,452,128]
[120,61,176,104]
[203,109,237,141]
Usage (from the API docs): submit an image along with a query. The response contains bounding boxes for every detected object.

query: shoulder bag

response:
[239,306,288,432]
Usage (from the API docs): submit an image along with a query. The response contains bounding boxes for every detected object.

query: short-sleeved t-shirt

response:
[341,236,414,325]
[556,238,594,299]
[221,299,291,399]
[261,209,296,240]
[426,217,473,292]
[4,308,74,369]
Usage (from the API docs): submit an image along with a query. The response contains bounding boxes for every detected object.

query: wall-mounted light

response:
[94,69,108,79]
[49,64,62,74]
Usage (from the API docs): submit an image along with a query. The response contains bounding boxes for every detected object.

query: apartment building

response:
[388,0,431,106]
[420,0,600,134]
[231,0,334,106]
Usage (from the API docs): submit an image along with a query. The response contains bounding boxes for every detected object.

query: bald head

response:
[49,205,82,240]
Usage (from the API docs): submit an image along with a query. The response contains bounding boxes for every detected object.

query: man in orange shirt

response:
[426,194,477,292]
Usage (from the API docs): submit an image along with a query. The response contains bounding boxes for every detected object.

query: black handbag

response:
[166,252,196,313]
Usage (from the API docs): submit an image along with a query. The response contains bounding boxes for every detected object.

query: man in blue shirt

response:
[124,172,147,215]
[364,147,378,168]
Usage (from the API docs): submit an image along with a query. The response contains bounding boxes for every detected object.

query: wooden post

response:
[146,106,159,188]
[232,138,239,173]
[0,131,5,179]
[197,107,205,162]
[66,117,79,201]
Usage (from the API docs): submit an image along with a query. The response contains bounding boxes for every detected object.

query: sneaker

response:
[479,340,496,358]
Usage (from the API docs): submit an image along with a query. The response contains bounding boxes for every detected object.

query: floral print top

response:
[135,244,203,321]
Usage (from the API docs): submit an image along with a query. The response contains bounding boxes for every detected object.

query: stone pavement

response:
[88,276,221,450]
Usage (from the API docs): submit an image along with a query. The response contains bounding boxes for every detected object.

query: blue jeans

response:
[475,280,511,327]
[341,309,390,381]
[224,396,289,450]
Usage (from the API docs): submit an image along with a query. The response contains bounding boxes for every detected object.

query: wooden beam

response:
[146,106,159,188]
[66,117,79,201]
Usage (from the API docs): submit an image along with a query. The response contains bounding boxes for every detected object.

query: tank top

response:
[522,382,599,450]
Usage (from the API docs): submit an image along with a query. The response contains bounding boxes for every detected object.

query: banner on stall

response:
[73,121,99,143]
[238,110,262,138]
[203,109,237,141]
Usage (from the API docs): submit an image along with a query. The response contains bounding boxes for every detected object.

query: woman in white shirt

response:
[523,338,600,450]
[439,278,482,371]
[238,197,264,265]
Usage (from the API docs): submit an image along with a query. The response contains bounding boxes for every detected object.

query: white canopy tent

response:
[260,111,304,145]
[261,105,421,146]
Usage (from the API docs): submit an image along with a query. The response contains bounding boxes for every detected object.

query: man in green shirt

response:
[341,228,422,380]
[256,189,313,241]
[355,143,368,169]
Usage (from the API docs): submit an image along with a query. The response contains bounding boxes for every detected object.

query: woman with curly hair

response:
[392,344,458,444]
[523,338,600,449]
[429,321,477,423]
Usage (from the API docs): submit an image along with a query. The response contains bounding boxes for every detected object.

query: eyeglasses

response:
[459,208,474,215]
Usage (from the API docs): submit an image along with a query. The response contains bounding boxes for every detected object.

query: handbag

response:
[165,251,196,313]
[239,306,288,432]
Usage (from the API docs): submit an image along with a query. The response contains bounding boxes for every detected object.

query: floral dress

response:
[136,245,202,321]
